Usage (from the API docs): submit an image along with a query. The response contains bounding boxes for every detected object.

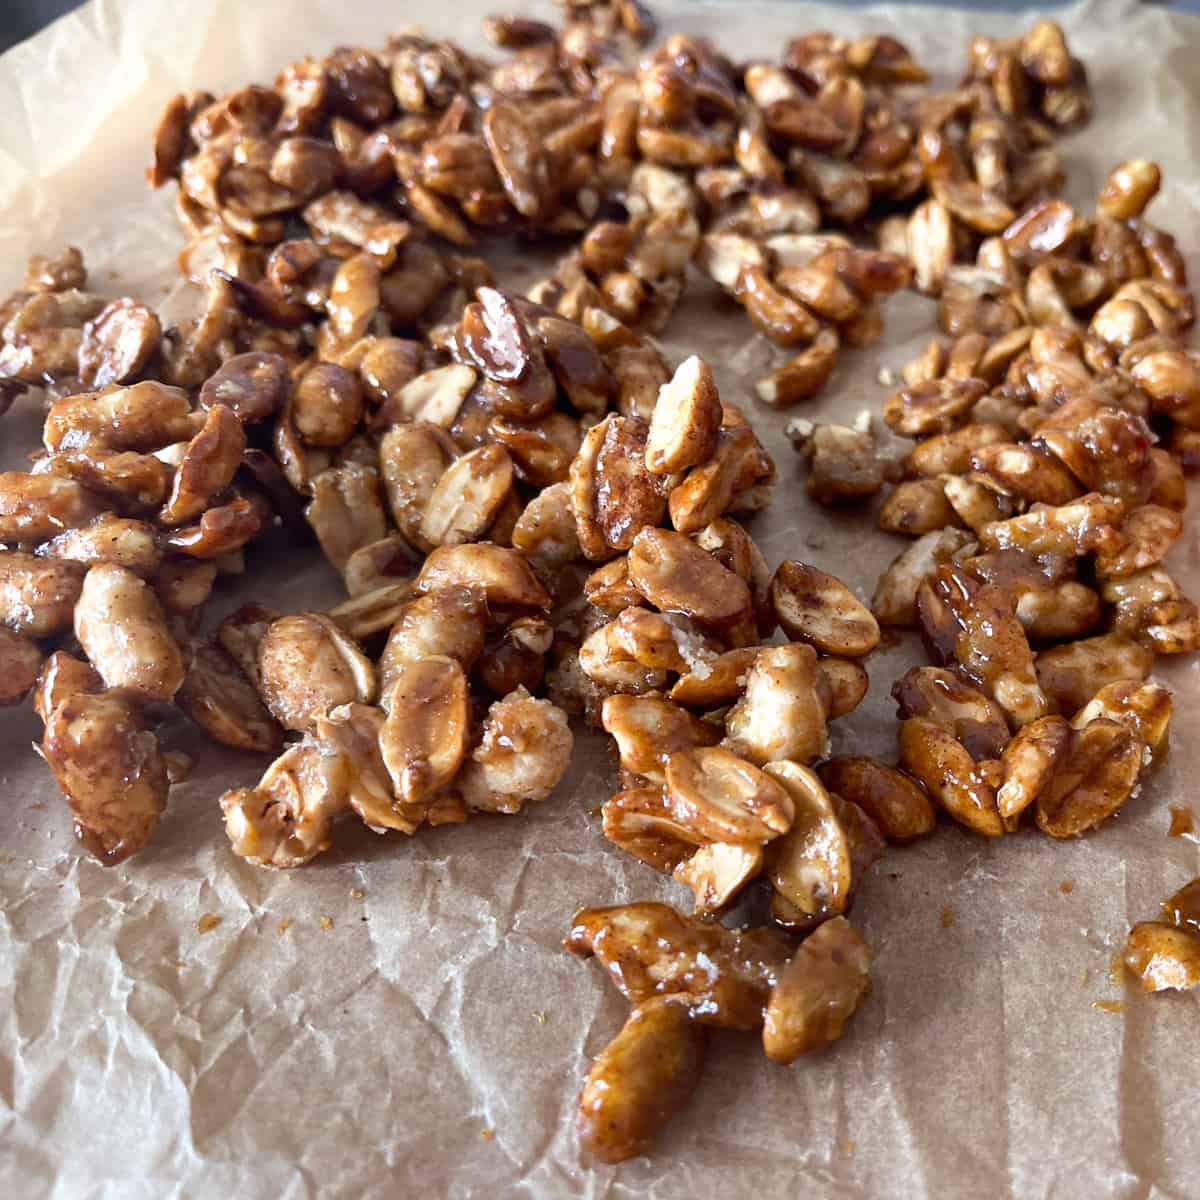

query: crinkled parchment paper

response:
[1,1,1198,1196]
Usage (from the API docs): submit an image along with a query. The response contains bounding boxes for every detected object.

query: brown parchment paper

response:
[1,1,1198,1196]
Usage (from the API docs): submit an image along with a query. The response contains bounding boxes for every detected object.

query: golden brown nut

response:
[566,901,790,1029]
[725,642,827,766]
[416,543,551,610]
[33,650,101,724]
[0,627,43,706]
[872,528,974,627]
[769,560,879,657]
[877,478,960,537]
[644,355,721,474]
[0,550,84,637]
[799,423,884,505]
[576,998,707,1164]
[421,443,514,547]
[602,694,720,785]
[457,688,573,813]
[673,841,764,914]
[669,646,759,708]
[0,472,105,544]
[175,640,283,754]
[1035,634,1153,715]
[41,690,168,866]
[380,655,469,805]
[1035,719,1143,838]
[627,527,751,626]
[1097,160,1161,221]
[665,746,793,843]
[1123,923,1200,993]
[762,917,872,1063]
[258,612,376,732]
[995,715,1072,827]
[892,666,1011,761]
[1071,680,1172,763]
[1163,880,1200,935]
[898,717,1003,837]
[762,761,851,925]
[667,424,773,535]
[74,563,184,702]
[818,756,936,843]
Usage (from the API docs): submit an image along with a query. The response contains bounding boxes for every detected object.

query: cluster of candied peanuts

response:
[1,0,1197,1166]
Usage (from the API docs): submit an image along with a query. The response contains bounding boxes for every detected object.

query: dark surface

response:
[0,0,1196,54]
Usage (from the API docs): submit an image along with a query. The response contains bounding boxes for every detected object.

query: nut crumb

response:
[320,915,334,930]
[940,904,954,929]
[277,917,291,936]
[877,366,897,387]
[1059,881,1075,895]
[533,1010,547,1025]
[840,1139,857,1155]
[350,888,365,899]
[481,1128,495,1142]
[196,912,221,934]
[1168,805,1195,838]
[1092,999,1124,1015]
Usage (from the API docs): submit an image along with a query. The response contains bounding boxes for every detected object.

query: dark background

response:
[0,0,1196,54]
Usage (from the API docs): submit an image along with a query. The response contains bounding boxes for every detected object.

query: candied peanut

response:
[995,715,1071,827]
[892,666,1011,761]
[910,424,1009,478]
[878,478,960,537]
[475,615,551,696]
[41,690,168,866]
[669,646,759,708]
[39,514,162,577]
[75,298,161,390]
[644,356,721,475]
[457,688,573,814]
[305,465,388,571]
[769,560,879,658]
[200,352,287,423]
[74,564,183,702]
[602,694,720,784]
[799,424,884,505]
[1014,580,1101,641]
[377,586,486,700]
[605,607,720,674]
[510,480,581,575]
[943,473,1015,532]
[379,655,469,805]
[927,564,1047,726]
[164,494,269,559]
[665,746,793,843]
[378,421,453,551]
[393,363,477,427]
[1035,718,1142,838]
[970,442,1081,506]
[289,362,364,448]
[421,444,514,547]
[696,232,767,292]
[725,642,827,766]
[761,761,850,924]
[0,472,104,544]
[258,612,376,732]
[907,198,953,294]
[755,328,840,408]
[579,624,668,693]
[898,717,1003,837]
[176,640,283,754]
[44,380,198,453]
[1071,680,1172,763]
[978,494,1123,558]
[0,627,42,706]
[213,602,276,690]
[416,543,551,610]
[566,900,790,1030]
[667,425,773,534]
[570,414,668,559]
[1035,633,1153,715]
[883,377,986,437]
[1097,160,1161,221]
[628,527,751,627]
[762,917,871,1064]
[1130,349,1200,429]
[819,757,936,842]
[160,404,246,526]
[220,739,348,869]
[576,997,707,1166]
[602,787,694,872]
[818,656,869,719]
[0,550,84,636]
[1163,881,1200,935]
[673,841,764,914]
[734,265,819,346]
[33,650,101,724]
[1123,923,1200,993]
[872,528,974,627]
[1095,504,1182,579]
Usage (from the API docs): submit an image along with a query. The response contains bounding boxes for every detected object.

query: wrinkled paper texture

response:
[1,1,1198,1196]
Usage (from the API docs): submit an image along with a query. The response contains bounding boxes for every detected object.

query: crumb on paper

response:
[1060,880,1075,895]
[320,915,334,930]
[852,408,872,432]
[196,912,221,934]
[533,1010,547,1025]
[877,366,897,387]
[840,1139,857,1155]
[1168,805,1195,838]
[481,1128,495,1142]
[350,887,365,899]
[1092,999,1124,1015]
[277,917,291,936]
[940,904,954,929]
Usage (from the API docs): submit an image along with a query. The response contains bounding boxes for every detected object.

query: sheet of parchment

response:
[1,1,1198,1196]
